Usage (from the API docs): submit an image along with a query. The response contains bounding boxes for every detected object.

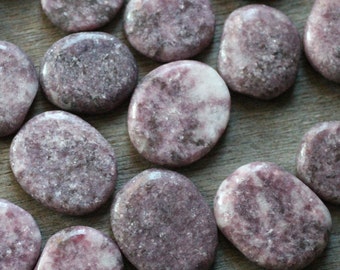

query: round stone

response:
[128,60,230,167]
[124,0,215,62]
[111,168,218,270]
[40,32,138,114]
[214,162,332,270]
[10,110,117,215]
[0,41,38,137]
[0,199,41,270]
[218,4,301,99]
[41,0,124,32]
[296,121,340,204]
[35,226,123,270]
[304,0,340,83]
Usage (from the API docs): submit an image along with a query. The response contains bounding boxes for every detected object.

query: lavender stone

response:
[111,168,218,270]
[0,41,38,137]
[10,110,117,215]
[40,32,138,114]
[128,60,230,167]
[218,5,301,99]
[41,0,124,32]
[304,0,340,83]
[35,226,123,270]
[296,121,340,204]
[0,199,41,270]
[124,0,215,62]
[214,162,332,270]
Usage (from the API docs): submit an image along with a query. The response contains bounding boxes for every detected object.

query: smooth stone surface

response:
[10,110,117,215]
[111,168,218,270]
[124,0,215,62]
[128,60,230,167]
[214,162,332,270]
[40,32,138,114]
[0,198,41,270]
[41,0,124,32]
[35,226,123,270]
[296,121,340,204]
[0,41,38,137]
[304,0,340,83]
[218,4,301,99]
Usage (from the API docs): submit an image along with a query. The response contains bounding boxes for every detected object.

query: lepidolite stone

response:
[124,0,215,62]
[111,169,218,270]
[128,60,230,167]
[35,226,123,270]
[296,121,340,204]
[10,110,117,215]
[41,0,124,32]
[218,4,301,99]
[0,41,38,137]
[0,199,41,270]
[214,162,332,270]
[40,32,138,114]
[304,0,340,83]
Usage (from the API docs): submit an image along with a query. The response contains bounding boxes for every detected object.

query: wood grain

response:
[0,0,339,269]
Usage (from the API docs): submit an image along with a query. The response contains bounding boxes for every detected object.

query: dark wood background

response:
[0,0,339,269]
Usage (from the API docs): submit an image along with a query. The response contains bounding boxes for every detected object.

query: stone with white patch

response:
[124,0,215,62]
[304,0,340,83]
[0,199,41,270]
[111,168,218,270]
[214,162,332,270]
[218,4,301,99]
[35,226,123,270]
[40,32,138,114]
[10,110,117,215]
[128,60,230,167]
[41,0,124,32]
[0,41,38,137]
[296,121,340,204]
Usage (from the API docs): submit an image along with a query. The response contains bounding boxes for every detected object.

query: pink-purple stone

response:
[128,60,230,167]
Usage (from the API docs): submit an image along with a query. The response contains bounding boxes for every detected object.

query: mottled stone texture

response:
[124,0,215,62]
[128,60,230,167]
[0,41,38,137]
[40,32,138,114]
[35,226,123,270]
[304,0,340,83]
[218,4,301,99]
[214,162,332,270]
[111,169,218,270]
[10,111,117,215]
[41,0,124,32]
[0,199,41,270]
[296,121,340,204]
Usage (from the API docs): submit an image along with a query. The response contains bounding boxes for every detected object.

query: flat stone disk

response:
[128,60,230,167]
[10,110,117,215]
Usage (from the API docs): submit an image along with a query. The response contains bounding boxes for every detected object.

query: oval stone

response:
[10,110,117,215]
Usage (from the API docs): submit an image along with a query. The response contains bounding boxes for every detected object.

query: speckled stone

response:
[214,162,332,270]
[41,0,124,32]
[0,199,41,270]
[111,168,218,270]
[218,4,301,99]
[35,226,123,270]
[304,0,340,83]
[296,121,340,204]
[40,32,138,114]
[0,41,38,137]
[128,60,230,167]
[10,110,117,215]
[124,0,215,62]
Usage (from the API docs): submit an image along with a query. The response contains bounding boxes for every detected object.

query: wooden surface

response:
[0,0,339,269]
